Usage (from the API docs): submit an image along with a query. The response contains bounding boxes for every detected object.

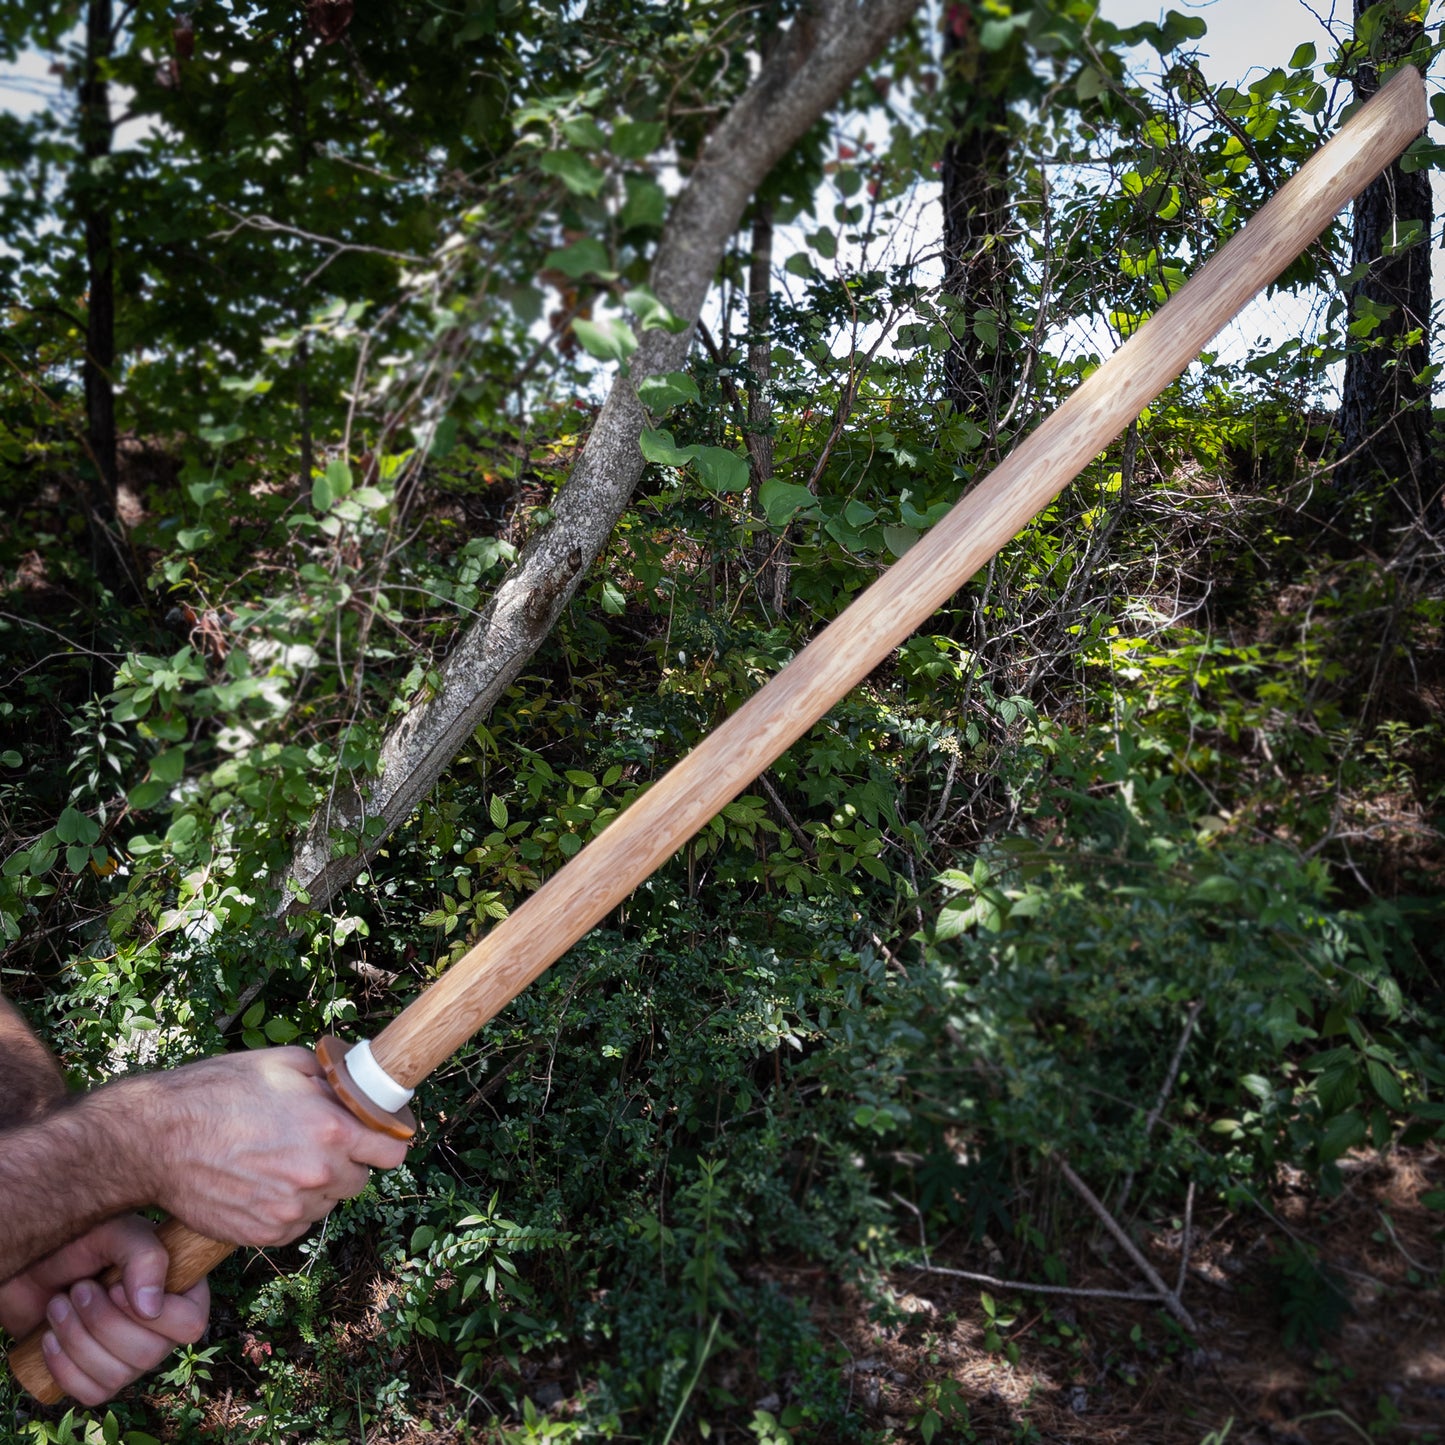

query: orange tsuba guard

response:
[317,1035,418,1140]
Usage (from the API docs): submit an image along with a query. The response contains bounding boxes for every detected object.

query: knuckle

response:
[315,1111,349,1150]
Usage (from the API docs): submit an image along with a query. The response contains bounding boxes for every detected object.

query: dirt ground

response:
[810,1147,1445,1444]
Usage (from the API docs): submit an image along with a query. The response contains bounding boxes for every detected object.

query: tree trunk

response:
[79,0,128,595]
[745,203,787,613]
[1335,1,1434,535]
[276,0,921,924]
[940,2,1014,432]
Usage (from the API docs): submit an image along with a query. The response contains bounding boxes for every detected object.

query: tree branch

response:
[221,0,922,1028]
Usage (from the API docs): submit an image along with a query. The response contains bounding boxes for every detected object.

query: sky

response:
[1100,0,1345,86]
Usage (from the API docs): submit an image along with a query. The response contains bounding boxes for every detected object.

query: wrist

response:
[80,1074,174,1215]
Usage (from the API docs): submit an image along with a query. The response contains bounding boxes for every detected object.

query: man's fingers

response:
[108,1277,210,1346]
[43,1284,154,1402]
[41,1328,111,1410]
[110,1220,167,1321]
[347,1126,410,1173]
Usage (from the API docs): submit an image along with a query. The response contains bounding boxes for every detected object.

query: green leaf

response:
[637,371,700,413]
[57,806,101,846]
[1365,1058,1405,1111]
[1289,41,1316,69]
[623,286,688,333]
[883,524,919,557]
[784,251,815,278]
[150,748,186,784]
[489,794,509,828]
[429,416,459,460]
[611,119,664,159]
[0,750,18,767]
[639,427,697,467]
[539,150,606,197]
[1319,1109,1366,1161]
[544,237,616,279]
[264,1016,301,1044]
[127,779,168,811]
[65,844,90,873]
[561,115,607,150]
[693,447,749,494]
[600,580,626,615]
[621,175,668,230]
[573,317,638,363]
[808,226,837,260]
[759,479,820,527]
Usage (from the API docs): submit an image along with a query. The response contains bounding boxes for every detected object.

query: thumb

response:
[110,1219,168,1321]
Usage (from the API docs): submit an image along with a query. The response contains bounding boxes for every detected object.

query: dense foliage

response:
[1,1,1442,1441]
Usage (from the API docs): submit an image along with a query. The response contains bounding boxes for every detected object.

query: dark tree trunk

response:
[78,0,131,596]
[940,2,1013,430]
[746,204,788,613]
[1335,2,1435,537]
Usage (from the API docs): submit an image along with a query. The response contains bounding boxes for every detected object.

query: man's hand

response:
[0,1215,208,1407]
[152,1046,410,1247]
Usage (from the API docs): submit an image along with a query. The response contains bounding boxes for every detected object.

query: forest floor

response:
[110,1146,1444,1444]
[821,1146,1445,1445]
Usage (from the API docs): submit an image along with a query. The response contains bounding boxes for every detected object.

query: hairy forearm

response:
[0,997,67,1128]
[0,1078,164,1284]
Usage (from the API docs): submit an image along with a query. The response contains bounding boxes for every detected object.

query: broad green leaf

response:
[637,370,700,413]
[151,748,186,784]
[611,119,664,159]
[623,286,688,333]
[1289,41,1316,69]
[1366,1058,1405,1111]
[600,580,626,614]
[539,150,606,197]
[639,427,697,467]
[759,479,820,526]
[883,524,919,557]
[128,779,168,811]
[621,175,667,230]
[808,226,837,260]
[693,446,749,493]
[325,456,353,498]
[573,317,638,363]
[1319,1109,1366,1161]
[489,794,508,828]
[544,237,615,279]
[57,806,101,846]
[561,115,606,150]
[429,416,459,459]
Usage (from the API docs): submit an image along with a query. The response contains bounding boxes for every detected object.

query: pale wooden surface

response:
[370,67,1426,1090]
[6,63,1426,1405]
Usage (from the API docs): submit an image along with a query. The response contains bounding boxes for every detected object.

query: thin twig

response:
[757,772,816,861]
[1176,1179,1196,1300]
[1116,998,1205,1215]
[1058,1156,1199,1333]
[905,1262,1165,1305]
